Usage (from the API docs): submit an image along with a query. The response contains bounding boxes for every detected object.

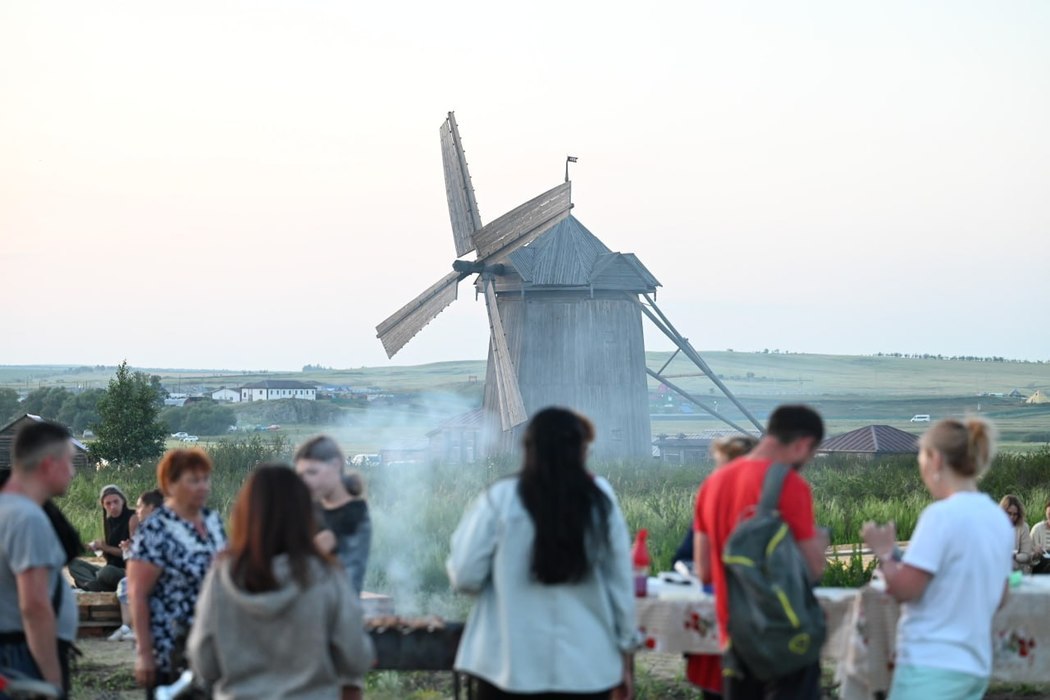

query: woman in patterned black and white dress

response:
[128,448,226,693]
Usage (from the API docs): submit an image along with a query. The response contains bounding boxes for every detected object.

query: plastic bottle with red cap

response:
[631,529,651,597]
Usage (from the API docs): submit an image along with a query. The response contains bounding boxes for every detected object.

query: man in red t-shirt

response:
[694,405,828,700]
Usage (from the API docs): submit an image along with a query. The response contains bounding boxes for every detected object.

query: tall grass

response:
[56,435,291,540]
[807,448,1050,543]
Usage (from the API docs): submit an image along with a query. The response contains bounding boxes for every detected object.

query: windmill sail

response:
[483,279,527,431]
[441,113,482,258]
[376,270,465,358]
[473,182,571,263]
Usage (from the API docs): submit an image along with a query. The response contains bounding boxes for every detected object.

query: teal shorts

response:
[890,664,988,700]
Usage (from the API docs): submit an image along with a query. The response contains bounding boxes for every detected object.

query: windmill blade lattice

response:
[376,270,467,359]
[471,182,571,262]
[483,278,528,431]
[440,113,482,258]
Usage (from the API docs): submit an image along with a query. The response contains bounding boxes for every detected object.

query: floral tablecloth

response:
[636,580,1050,697]
[634,586,857,659]
[836,577,1050,699]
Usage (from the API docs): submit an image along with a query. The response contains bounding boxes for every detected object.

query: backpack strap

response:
[757,463,790,515]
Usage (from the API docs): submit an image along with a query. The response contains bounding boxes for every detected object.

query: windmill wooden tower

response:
[376,113,763,459]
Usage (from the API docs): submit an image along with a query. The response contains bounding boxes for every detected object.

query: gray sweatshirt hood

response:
[217,553,312,619]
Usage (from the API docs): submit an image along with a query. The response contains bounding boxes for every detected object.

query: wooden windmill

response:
[376,113,764,458]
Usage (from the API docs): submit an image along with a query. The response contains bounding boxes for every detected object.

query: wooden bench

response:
[76,591,121,638]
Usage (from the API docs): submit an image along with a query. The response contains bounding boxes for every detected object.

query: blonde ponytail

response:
[920,417,998,478]
[965,418,997,478]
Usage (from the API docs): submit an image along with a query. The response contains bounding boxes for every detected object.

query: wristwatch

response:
[879,546,903,564]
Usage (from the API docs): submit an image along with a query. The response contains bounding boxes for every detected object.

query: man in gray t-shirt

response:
[0,420,78,692]
[0,496,78,638]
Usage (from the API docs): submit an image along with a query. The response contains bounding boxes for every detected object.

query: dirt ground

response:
[70,640,691,699]
[72,638,140,700]
[72,639,1048,699]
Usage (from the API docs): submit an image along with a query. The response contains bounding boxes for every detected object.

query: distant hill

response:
[646,351,1050,398]
[3,352,1047,399]
[5,352,1048,451]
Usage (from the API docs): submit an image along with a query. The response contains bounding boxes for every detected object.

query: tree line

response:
[2,361,235,465]
[875,352,1043,364]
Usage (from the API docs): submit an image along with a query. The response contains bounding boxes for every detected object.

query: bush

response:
[15,387,103,433]
[821,547,877,587]
[161,401,237,436]
[233,399,344,425]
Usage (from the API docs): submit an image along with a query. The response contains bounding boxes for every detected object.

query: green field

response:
[6,352,1048,395]
[5,352,1050,455]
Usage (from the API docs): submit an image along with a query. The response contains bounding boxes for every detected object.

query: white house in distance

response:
[211,387,241,403]
[240,380,317,402]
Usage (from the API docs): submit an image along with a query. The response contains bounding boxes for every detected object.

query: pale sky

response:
[2,1,1047,370]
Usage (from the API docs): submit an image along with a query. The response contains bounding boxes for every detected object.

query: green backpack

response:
[722,463,826,681]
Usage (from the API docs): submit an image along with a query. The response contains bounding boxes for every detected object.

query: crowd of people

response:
[0,405,1029,700]
[0,422,375,700]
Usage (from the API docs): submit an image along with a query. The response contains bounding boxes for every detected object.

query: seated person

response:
[1031,500,1050,575]
[1000,494,1033,574]
[69,484,139,592]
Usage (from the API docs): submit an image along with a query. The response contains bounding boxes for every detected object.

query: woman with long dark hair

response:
[187,464,374,699]
[448,407,639,699]
[68,484,138,591]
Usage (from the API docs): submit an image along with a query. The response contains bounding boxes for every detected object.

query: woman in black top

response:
[69,483,139,591]
[295,436,372,596]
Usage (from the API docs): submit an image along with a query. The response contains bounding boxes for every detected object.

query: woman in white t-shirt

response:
[862,418,1013,700]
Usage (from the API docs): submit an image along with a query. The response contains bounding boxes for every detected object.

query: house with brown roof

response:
[818,424,919,458]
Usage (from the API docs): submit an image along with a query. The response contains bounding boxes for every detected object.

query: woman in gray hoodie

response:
[187,464,374,699]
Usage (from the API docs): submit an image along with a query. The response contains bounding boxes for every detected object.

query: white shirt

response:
[898,491,1013,676]
[1031,521,1050,553]
[446,476,639,693]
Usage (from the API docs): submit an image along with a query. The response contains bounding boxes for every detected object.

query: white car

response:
[171,431,189,439]
[183,435,199,443]
[909,414,931,423]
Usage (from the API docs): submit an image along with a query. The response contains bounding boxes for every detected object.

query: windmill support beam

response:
[646,369,755,435]
[656,347,681,376]
[631,293,765,434]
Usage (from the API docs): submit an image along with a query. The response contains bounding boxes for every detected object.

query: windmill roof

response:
[819,425,919,454]
[507,216,660,291]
